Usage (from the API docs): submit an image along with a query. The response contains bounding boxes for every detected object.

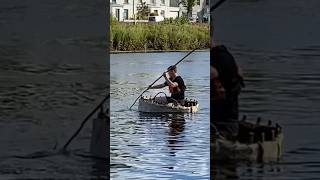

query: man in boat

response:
[211,45,244,140]
[149,65,186,104]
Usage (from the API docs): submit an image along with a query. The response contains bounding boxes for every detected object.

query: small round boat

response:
[138,93,199,113]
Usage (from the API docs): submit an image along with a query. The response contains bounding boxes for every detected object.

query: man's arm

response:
[149,83,166,89]
[163,72,178,87]
[211,66,218,79]
[211,66,226,100]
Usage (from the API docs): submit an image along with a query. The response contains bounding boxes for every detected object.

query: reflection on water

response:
[139,113,186,158]
[212,0,320,179]
[111,52,210,179]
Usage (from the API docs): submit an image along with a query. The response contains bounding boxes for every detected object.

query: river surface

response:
[110,52,210,179]
[0,0,108,179]
[213,0,320,179]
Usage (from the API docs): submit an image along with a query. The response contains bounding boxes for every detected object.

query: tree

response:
[180,0,197,18]
[136,2,150,20]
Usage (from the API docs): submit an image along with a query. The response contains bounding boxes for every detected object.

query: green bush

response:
[162,17,191,25]
[110,16,119,26]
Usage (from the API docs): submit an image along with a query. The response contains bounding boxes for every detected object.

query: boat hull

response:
[138,97,199,113]
[213,133,283,162]
[212,120,284,162]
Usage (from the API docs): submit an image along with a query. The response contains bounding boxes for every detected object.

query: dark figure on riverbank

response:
[149,65,186,104]
[211,45,244,140]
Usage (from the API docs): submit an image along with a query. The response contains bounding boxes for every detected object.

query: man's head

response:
[167,65,177,77]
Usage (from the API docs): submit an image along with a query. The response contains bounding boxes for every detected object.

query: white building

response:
[110,0,209,22]
[193,0,209,22]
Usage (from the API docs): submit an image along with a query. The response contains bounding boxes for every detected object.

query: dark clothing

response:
[164,76,186,101]
[211,45,244,138]
[212,90,240,138]
[211,45,244,91]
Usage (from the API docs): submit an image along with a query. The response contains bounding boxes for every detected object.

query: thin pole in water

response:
[61,94,110,151]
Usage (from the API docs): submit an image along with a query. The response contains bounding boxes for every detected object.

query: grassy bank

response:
[110,20,210,51]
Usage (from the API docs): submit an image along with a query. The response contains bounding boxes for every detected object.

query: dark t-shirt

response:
[164,76,186,100]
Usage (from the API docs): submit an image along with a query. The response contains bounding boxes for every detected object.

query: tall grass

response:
[110,20,210,51]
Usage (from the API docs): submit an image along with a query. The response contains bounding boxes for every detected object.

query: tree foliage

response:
[180,0,197,17]
[136,2,150,20]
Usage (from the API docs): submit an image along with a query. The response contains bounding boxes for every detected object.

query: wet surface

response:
[0,0,108,179]
[110,52,210,179]
[212,0,320,179]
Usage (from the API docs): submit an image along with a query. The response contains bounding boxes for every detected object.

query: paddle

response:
[129,48,198,110]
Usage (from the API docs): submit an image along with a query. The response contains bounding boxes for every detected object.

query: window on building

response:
[169,0,179,7]
[115,9,120,21]
[160,10,165,17]
[161,0,165,4]
[205,0,208,5]
[124,0,129,4]
[112,0,116,3]
[154,10,158,15]
[196,0,200,5]
[139,0,142,3]
[123,9,129,20]
[151,0,156,5]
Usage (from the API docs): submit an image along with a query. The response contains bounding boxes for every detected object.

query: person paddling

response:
[149,65,186,104]
[211,45,244,140]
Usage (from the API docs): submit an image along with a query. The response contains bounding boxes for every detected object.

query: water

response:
[110,52,210,179]
[2,0,319,178]
[0,0,108,179]
[212,0,320,179]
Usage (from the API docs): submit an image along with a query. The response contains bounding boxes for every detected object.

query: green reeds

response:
[110,20,209,51]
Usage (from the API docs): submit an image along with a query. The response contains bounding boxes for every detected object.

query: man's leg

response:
[212,94,239,140]
[155,96,168,104]
[223,90,240,138]
[166,97,180,105]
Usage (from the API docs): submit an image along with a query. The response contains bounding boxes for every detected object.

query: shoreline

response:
[110,49,209,54]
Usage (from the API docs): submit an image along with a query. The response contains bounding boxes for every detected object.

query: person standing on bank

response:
[211,45,244,140]
[149,65,186,104]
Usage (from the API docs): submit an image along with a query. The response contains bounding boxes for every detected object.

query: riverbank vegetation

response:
[110,17,210,51]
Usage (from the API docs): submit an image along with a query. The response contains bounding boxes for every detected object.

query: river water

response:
[0,0,108,179]
[213,0,320,179]
[110,52,210,179]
